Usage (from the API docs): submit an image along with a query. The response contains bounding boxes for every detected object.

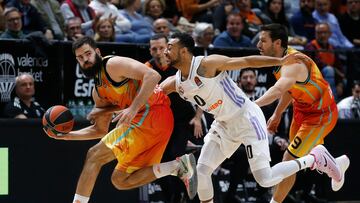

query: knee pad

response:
[197,164,214,201]
[253,168,282,188]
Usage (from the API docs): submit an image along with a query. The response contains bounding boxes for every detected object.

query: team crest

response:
[194,76,203,87]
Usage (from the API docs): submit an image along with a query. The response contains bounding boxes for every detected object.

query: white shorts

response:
[198,105,271,172]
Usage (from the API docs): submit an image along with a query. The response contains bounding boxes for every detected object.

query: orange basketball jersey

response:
[94,56,170,110]
[273,47,336,116]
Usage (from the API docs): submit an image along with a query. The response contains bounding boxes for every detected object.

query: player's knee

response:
[197,164,214,200]
[85,145,107,166]
[252,169,275,188]
[254,176,272,188]
[111,171,131,190]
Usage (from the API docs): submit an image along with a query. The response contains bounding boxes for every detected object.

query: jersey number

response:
[194,95,206,106]
[291,136,302,149]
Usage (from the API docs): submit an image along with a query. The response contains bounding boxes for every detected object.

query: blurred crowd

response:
[0,0,359,202]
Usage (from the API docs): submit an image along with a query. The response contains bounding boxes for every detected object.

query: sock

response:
[152,160,179,178]
[270,198,279,203]
[296,154,315,170]
[73,194,89,203]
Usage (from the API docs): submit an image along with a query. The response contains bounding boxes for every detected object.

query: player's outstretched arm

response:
[203,53,303,72]
[159,75,176,95]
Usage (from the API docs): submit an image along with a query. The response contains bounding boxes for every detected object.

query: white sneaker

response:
[331,155,350,191]
[176,153,198,199]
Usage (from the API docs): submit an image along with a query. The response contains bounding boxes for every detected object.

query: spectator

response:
[89,0,131,35]
[284,0,300,19]
[64,16,84,41]
[3,73,45,119]
[175,0,220,23]
[143,0,166,25]
[337,80,360,119]
[213,13,253,48]
[6,0,53,39]
[31,0,66,40]
[0,0,5,33]
[192,22,214,56]
[60,0,98,37]
[0,7,25,39]
[118,0,153,43]
[145,34,204,202]
[153,18,173,37]
[237,0,268,38]
[94,17,115,42]
[312,0,354,48]
[338,0,360,47]
[290,0,317,42]
[262,0,307,47]
[305,22,346,100]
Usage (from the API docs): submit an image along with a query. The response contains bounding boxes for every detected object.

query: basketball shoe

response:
[176,154,198,199]
[309,145,341,182]
[332,155,350,191]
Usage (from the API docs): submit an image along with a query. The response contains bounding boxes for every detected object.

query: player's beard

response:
[80,54,102,78]
[168,51,181,67]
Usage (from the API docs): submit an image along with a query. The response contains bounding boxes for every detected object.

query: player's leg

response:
[197,135,231,203]
[271,120,300,203]
[110,104,197,199]
[73,141,116,203]
[195,120,241,203]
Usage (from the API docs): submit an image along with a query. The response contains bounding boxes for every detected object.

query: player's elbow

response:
[147,70,161,84]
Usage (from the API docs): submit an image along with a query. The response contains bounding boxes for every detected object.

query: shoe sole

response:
[187,153,198,200]
[332,155,350,191]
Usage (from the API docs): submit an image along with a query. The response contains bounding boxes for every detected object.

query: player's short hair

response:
[170,32,195,54]
[72,36,97,54]
[260,24,288,48]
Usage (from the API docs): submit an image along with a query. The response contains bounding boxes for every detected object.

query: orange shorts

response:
[287,103,338,157]
[101,104,173,173]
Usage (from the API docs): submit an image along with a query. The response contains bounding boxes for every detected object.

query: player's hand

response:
[267,114,281,134]
[189,117,203,138]
[112,107,137,127]
[43,126,65,139]
[281,53,308,66]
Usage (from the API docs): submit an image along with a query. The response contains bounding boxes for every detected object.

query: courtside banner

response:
[0,40,62,110]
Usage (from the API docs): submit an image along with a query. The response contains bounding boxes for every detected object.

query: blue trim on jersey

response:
[112,103,150,145]
[220,77,245,107]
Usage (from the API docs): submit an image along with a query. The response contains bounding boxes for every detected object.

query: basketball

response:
[42,105,74,137]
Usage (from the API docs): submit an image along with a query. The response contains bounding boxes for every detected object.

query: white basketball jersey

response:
[175,56,256,121]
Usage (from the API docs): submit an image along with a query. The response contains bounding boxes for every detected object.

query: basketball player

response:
[43,36,197,203]
[255,24,350,203]
[159,32,345,203]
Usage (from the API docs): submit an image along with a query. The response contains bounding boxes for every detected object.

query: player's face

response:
[75,44,102,78]
[239,70,257,93]
[164,38,182,67]
[149,38,167,63]
[257,31,276,57]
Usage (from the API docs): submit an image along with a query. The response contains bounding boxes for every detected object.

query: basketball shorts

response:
[101,104,173,173]
[199,105,271,172]
[288,104,338,158]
